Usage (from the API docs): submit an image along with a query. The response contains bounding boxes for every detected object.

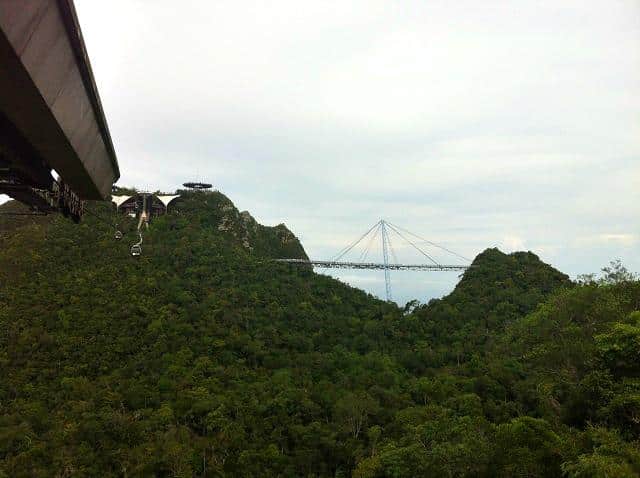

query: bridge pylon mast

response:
[381,220,392,301]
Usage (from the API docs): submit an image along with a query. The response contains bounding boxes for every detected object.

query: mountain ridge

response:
[1,191,638,477]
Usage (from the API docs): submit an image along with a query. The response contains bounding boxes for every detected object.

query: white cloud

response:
[500,235,526,252]
[576,233,638,247]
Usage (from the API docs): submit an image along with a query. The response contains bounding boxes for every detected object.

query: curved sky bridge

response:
[275,259,469,272]
[276,220,472,302]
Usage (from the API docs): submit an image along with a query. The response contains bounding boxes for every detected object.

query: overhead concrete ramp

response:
[0,0,119,219]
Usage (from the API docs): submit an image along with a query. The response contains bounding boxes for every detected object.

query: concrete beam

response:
[0,0,119,200]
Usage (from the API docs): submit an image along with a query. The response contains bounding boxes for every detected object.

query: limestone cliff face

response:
[175,189,309,260]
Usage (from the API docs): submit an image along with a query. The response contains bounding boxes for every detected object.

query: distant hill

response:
[0,191,638,477]
[403,248,572,367]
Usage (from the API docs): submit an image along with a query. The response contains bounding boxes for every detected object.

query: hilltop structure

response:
[111,192,180,221]
[182,181,212,190]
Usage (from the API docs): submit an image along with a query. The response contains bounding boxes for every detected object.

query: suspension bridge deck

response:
[275,259,470,271]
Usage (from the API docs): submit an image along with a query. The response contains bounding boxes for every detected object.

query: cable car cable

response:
[83,207,127,238]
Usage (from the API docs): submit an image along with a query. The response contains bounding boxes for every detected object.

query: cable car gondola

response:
[131,232,143,256]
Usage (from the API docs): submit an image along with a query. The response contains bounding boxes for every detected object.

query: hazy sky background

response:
[5,0,638,304]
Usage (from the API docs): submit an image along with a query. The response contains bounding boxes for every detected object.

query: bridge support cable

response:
[384,222,440,266]
[386,226,400,266]
[358,222,381,262]
[331,220,381,261]
[386,221,472,263]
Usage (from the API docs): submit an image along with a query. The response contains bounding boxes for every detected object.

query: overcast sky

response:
[7,1,639,303]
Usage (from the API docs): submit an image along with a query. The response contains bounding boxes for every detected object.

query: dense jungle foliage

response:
[1,191,639,477]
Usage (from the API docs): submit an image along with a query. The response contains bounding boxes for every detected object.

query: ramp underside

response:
[0,0,119,201]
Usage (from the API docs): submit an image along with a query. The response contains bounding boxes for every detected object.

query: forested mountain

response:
[1,191,638,477]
